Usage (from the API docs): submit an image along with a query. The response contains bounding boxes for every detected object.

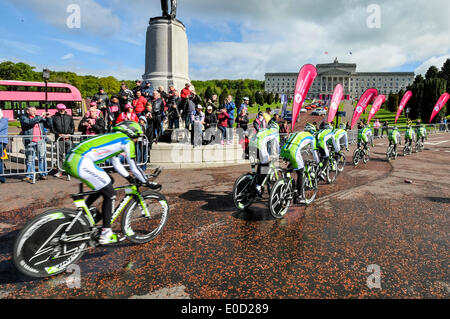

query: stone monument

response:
[142,0,191,92]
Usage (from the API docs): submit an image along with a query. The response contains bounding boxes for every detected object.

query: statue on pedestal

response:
[161,0,177,19]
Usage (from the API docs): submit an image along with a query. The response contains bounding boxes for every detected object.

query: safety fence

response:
[0,134,149,184]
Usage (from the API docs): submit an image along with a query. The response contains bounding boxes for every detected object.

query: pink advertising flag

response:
[350,88,378,129]
[367,95,386,123]
[327,84,343,123]
[429,93,449,123]
[395,91,412,123]
[291,64,318,131]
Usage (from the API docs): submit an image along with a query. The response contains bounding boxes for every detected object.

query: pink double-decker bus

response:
[0,80,85,121]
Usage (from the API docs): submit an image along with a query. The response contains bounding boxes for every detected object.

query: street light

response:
[43,68,50,112]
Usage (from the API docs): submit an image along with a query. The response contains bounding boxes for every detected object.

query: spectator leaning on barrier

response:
[52,104,75,178]
[20,106,53,183]
[0,109,8,184]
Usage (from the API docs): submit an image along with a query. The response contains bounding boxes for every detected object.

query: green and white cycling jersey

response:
[405,127,416,141]
[316,129,335,157]
[417,126,427,138]
[332,128,348,152]
[248,127,280,164]
[280,131,319,170]
[388,129,401,145]
[358,127,372,144]
[63,132,147,190]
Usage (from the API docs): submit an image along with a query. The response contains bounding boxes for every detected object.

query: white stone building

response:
[265,58,415,100]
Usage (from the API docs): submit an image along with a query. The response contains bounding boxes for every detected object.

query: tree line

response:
[0,61,281,107]
[386,59,450,122]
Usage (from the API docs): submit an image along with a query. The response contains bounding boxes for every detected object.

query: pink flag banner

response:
[367,94,386,123]
[429,93,449,123]
[291,64,318,131]
[327,84,343,123]
[395,91,412,123]
[350,88,378,129]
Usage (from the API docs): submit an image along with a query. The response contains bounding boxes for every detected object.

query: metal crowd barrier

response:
[0,134,150,184]
[0,135,54,184]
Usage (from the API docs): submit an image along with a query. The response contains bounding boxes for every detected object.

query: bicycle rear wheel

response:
[269,178,293,219]
[386,146,393,161]
[122,191,169,244]
[232,173,256,210]
[13,209,90,278]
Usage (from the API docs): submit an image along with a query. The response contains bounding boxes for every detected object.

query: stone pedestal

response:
[142,17,190,92]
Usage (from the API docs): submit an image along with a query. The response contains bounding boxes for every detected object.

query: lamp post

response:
[43,68,50,112]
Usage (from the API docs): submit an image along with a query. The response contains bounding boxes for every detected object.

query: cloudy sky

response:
[0,0,449,81]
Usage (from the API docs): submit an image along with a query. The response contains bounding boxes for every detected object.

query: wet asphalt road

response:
[0,135,449,299]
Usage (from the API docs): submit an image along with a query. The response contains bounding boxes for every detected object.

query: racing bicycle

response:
[352,143,370,167]
[232,157,284,211]
[13,168,169,278]
[268,160,318,219]
[386,143,399,161]
[403,140,413,156]
[415,138,425,153]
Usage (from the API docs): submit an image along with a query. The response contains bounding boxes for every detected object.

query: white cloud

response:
[61,53,74,60]
[52,38,104,55]
[0,38,40,55]
[415,55,450,76]
[7,0,121,36]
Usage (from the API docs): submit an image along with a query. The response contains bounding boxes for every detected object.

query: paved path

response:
[0,134,448,298]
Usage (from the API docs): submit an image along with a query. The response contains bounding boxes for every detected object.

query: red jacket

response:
[217,111,229,128]
[180,88,191,99]
[132,96,148,114]
[116,112,139,123]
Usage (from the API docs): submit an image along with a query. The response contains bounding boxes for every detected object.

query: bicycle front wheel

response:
[13,209,90,278]
[336,153,346,173]
[352,149,361,166]
[269,179,293,219]
[302,170,318,205]
[232,173,256,210]
[122,191,169,244]
[326,157,338,184]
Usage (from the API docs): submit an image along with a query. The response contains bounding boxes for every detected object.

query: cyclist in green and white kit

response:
[63,121,160,245]
[315,122,335,179]
[280,123,319,203]
[416,120,427,143]
[249,120,280,195]
[388,126,402,154]
[333,123,349,154]
[357,122,373,149]
[405,121,416,148]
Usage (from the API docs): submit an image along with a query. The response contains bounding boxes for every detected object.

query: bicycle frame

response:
[62,184,151,240]
[250,160,281,188]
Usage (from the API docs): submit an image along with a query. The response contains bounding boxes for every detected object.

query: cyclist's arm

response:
[122,141,148,184]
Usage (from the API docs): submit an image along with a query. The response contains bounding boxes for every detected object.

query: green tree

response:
[425,66,439,80]
[219,88,229,106]
[421,78,447,122]
[255,91,264,106]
